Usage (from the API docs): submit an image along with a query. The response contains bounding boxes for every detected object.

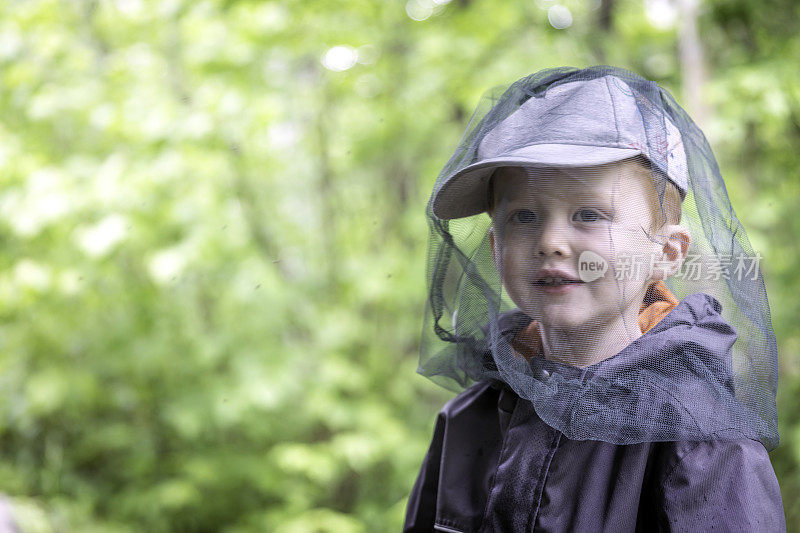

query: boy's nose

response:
[537,223,570,257]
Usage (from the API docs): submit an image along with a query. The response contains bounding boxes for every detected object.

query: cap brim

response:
[432,144,642,220]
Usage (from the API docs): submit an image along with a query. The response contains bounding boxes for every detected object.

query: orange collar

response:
[510,280,680,360]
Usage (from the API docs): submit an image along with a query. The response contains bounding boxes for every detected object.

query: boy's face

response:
[490,160,676,334]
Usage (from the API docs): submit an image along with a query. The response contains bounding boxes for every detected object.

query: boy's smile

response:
[532,267,585,293]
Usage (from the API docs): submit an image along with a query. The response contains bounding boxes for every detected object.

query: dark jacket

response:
[405,294,785,532]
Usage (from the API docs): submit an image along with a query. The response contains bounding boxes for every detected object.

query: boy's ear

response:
[651,224,691,280]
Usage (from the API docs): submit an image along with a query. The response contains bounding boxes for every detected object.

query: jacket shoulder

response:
[439,381,502,419]
[654,438,786,531]
[404,381,506,533]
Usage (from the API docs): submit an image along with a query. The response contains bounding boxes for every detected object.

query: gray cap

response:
[432,75,688,220]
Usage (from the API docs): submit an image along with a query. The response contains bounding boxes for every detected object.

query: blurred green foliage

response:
[0,0,798,530]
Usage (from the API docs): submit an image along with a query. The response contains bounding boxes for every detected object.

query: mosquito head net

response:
[419,66,779,449]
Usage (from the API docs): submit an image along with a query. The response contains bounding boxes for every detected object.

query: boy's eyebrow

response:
[500,188,615,204]
[570,187,612,200]
[552,188,616,205]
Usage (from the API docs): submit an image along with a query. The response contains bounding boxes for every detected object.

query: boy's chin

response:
[520,306,595,331]
[521,302,624,333]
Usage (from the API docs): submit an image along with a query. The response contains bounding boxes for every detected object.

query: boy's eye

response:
[510,210,537,223]
[573,208,604,222]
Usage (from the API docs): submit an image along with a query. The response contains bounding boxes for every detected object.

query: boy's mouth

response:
[536,277,583,286]
[534,268,584,286]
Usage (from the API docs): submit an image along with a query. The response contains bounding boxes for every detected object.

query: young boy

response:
[405,67,784,531]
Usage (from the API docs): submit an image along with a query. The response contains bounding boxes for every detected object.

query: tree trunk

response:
[676,0,709,128]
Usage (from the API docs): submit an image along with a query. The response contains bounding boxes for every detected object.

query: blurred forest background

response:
[0,0,798,531]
